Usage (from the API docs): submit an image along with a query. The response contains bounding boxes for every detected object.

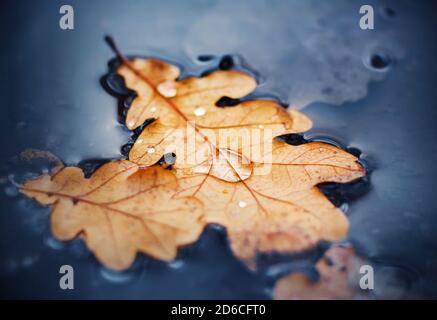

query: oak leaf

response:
[20,160,204,270]
[18,38,366,271]
[273,245,364,299]
[111,45,365,266]
[114,54,312,182]
[174,141,364,266]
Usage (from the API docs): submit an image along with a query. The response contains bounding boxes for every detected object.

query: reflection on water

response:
[1,0,437,298]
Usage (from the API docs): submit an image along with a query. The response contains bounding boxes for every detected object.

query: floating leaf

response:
[18,37,366,271]
[174,141,364,266]
[109,38,364,266]
[111,44,312,182]
[20,160,204,270]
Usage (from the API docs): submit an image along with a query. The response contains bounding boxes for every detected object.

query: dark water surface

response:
[1,0,437,298]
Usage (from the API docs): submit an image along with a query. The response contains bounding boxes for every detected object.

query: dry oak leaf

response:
[274,245,364,300]
[114,53,312,182]
[20,160,204,270]
[173,140,365,266]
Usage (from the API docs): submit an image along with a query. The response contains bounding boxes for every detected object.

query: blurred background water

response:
[0,0,436,298]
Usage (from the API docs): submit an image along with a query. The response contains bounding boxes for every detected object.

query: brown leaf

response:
[18,39,366,271]
[174,141,364,266]
[20,160,204,270]
[113,47,364,264]
[273,245,363,300]
[116,56,312,182]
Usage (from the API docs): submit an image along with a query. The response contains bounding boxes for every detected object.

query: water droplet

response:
[239,201,247,208]
[194,107,206,116]
[319,148,324,152]
[127,120,135,128]
[258,125,264,129]
[157,81,177,97]
[150,106,157,113]
[137,139,143,144]
[147,147,156,154]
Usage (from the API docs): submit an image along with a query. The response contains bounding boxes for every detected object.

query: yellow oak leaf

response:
[174,140,365,267]
[104,38,364,265]
[20,160,204,270]
[109,40,312,182]
[17,37,367,272]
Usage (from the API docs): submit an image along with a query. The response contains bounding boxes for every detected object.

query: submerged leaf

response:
[273,245,365,299]
[20,161,204,270]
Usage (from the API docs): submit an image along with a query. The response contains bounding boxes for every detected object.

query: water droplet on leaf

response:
[157,81,177,97]
[194,107,206,116]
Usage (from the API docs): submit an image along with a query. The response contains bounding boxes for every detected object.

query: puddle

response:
[1,0,437,299]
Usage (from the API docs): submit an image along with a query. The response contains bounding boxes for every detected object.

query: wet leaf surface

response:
[19,39,365,271]
[174,141,364,267]
[115,54,312,182]
[20,161,204,270]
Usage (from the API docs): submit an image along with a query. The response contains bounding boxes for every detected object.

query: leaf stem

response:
[105,35,129,64]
